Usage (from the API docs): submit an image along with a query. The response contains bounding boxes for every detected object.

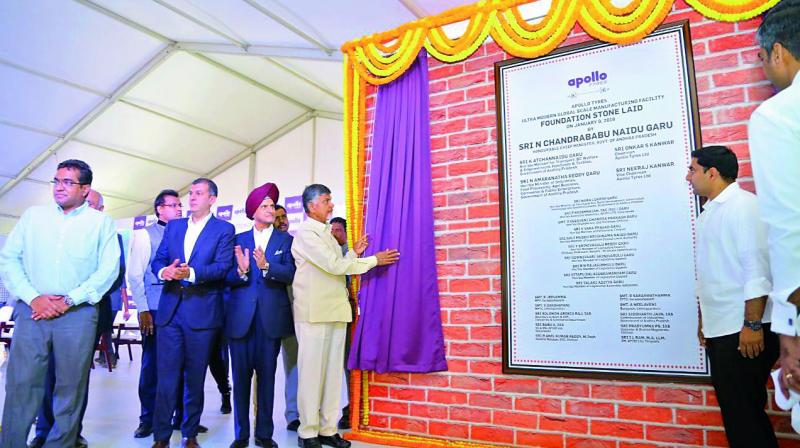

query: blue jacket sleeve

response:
[225,234,248,286]
[265,235,295,285]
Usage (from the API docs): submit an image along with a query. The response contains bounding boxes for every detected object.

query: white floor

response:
[0,345,386,448]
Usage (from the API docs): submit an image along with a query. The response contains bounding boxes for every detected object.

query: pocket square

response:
[274,250,283,255]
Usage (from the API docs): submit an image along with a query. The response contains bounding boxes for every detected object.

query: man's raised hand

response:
[235,245,250,275]
[375,249,400,266]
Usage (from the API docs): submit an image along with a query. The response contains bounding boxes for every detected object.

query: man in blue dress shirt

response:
[0,159,120,448]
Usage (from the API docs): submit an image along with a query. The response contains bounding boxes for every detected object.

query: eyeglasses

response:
[160,203,183,209]
[51,178,85,188]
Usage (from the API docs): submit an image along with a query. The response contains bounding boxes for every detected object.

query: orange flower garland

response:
[342,0,782,446]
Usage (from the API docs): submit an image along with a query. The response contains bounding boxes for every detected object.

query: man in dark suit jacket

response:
[150,178,235,448]
[226,182,295,448]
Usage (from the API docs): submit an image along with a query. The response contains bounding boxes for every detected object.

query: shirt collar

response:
[253,225,273,238]
[706,182,740,208]
[56,200,89,217]
[188,212,213,228]
[305,216,330,232]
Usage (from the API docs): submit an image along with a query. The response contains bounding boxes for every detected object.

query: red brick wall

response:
[359,2,797,446]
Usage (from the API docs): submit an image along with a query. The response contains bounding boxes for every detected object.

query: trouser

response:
[706,324,779,448]
[208,329,231,396]
[34,330,103,439]
[230,316,282,440]
[342,319,353,423]
[295,321,346,439]
[138,309,163,426]
[281,334,299,422]
[152,305,218,442]
[0,302,98,448]
[140,310,214,427]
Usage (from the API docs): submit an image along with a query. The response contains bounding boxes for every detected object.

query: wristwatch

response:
[63,295,74,307]
[743,319,763,331]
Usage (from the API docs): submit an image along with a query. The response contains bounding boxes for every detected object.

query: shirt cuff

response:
[770,300,798,336]
[158,267,167,281]
[772,285,800,305]
[365,255,378,269]
[132,294,149,312]
[19,287,40,306]
[187,267,196,284]
[743,277,772,301]
[67,286,100,306]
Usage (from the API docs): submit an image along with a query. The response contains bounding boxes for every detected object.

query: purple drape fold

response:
[347,50,447,373]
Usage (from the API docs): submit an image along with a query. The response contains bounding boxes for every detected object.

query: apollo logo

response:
[216,205,233,221]
[568,71,608,88]
[133,216,146,230]
[285,196,304,213]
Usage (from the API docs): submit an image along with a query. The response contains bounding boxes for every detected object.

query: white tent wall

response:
[161,116,345,234]
[1,0,500,238]
[255,117,346,208]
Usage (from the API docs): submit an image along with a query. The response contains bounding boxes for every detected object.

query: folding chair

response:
[113,309,142,361]
[0,305,14,349]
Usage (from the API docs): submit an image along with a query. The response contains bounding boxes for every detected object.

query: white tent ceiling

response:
[0,0,477,234]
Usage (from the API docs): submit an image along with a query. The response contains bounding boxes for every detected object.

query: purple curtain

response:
[347,50,447,373]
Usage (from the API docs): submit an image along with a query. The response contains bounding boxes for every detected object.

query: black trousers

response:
[706,325,779,448]
[209,329,231,396]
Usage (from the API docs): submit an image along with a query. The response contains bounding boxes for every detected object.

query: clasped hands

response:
[161,259,191,281]
[353,234,400,266]
[31,295,68,321]
[234,245,268,276]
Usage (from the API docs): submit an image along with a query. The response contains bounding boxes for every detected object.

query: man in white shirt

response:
[226,182,295,448]
[749,1,800,397]
[150,179,235,448]
[687,146,778,447]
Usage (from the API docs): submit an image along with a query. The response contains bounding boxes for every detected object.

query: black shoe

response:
[286,419,300,431]
[221,392,232,414]
[337,415,350,430]
[297,437,321,448]
[229,440,248,448]
[75,435,89,448]
[28,437,45,448]
[254,438,278,448]
[318,434,350,448]
[134,423,153,438]
[198,424,208,433]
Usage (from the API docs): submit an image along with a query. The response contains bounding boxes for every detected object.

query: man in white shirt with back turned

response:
[687,145,778,448]
[748,1,800,397]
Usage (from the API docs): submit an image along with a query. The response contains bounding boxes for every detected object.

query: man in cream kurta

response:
[291,184,399,448]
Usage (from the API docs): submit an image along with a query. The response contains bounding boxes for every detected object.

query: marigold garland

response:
[342,0,782,444]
